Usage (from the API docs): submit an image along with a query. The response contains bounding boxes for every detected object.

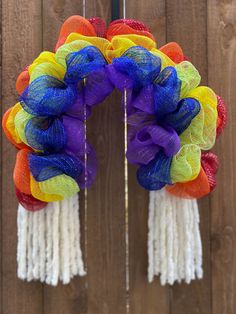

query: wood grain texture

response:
[86,2,126,314]
[125,1,166,47]
[1,0,236,313]
[42,2,88,314]
[0,0,2,310]
[1,0,43,313]
[208,1,236,313]
[42,0,83,51]
[124,1,170,314]
[86,1,111,22]
[166,1,212,313]
[85,3,126,313]
[86,92,126,314]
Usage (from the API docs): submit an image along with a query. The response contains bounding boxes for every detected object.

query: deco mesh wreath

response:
[2,16,227,286]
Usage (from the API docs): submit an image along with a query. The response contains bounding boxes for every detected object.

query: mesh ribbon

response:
[137,150,172,190]
[107,19,155,41]
[55,15,96,51]
[20,75,78,116]
[107,29,225,195]
[28,153,83,182]
[2,15,227,208]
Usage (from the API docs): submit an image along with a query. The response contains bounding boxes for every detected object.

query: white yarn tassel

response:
[148,189,203,285]
[17,193,85,286]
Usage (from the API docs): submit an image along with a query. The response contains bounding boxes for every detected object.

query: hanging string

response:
[83,0,86,20]
[123,0,126,19]
[124,89,129,305]
[122,1,129,312]
[83,0,88,277]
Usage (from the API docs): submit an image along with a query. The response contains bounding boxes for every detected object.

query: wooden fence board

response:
[1,0,44,313]
[166,1,212,313]
[86,93,127,314]
[1,1,236,313]
[42,2,88,314]
[124,1,170,314]
[86,2,126,314]
[0,0,2,310]
[208,1,236,314]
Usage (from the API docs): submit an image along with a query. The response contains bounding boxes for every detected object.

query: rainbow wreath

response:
[2,16,227,286]
[106,20,227,284]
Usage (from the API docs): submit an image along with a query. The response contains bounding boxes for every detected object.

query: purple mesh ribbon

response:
[108,46,201,191]
[126,124,180,165]
[23,46,114,190]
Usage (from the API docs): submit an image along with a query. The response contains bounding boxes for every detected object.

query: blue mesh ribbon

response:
[153,66,181,120]
[28,152,83,182]
[137,150,172,190]
[25,117,67,153]
[109,46,161,90]
[20,75,78,116]
[163,97,201,134]
[64,46,107,84]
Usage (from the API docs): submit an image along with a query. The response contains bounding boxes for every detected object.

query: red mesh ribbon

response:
[109,19,150,32]
[216,95,227,137]
[201,152,219,191]
[15,187,47,212]
[88,17,106,37]
[106,18,155,41]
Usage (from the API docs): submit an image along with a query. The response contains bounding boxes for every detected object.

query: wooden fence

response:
[1,0,236,313]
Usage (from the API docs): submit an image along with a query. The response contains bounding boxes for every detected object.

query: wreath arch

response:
[2,15,227,285]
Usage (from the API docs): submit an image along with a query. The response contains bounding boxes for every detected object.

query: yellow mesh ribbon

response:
[65,33,111,55]
[14,108,33,144]
[180,86,217,150]
[39,174,80,198]
[30,175,63,202]
[106,34,156,61]
[56,40,98,67]
[30,62,65,82]
[29,52,58,74]
[170,144,201,183]
[175,61,201,99]
[6,102,23,143]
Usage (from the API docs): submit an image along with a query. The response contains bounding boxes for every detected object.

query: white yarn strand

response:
[148,189,203,285]
[17,194,85,285]
[17,204,28,279]
[26,211,33,281]
[192,200,203,279]
[147,191,155,282]
[68,196,77,277]
[51,201,60,286]
[73,193,86,276]
[159,191,167,285]
[153,191,161,277]
[60,198,71,284]
[176,200,186,281]
[45,203,53,284]
[172,196,179,281]
[166,193,174,284]
[32,210,40,279]
[38,209,46,282]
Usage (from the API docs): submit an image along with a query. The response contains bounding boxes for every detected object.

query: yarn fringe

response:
[17,193,85,286]
[148,189,203,285]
